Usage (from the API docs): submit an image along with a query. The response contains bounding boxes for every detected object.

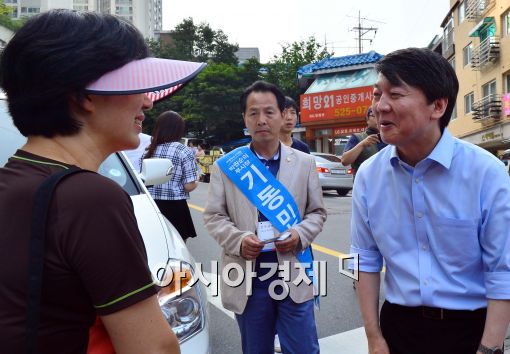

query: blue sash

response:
[216,146,316,292]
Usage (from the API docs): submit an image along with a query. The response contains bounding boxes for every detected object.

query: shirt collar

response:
[251,143,281,162]
[427,129,454,169]
[389,129,455,170]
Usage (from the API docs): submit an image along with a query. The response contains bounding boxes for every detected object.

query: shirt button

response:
[422,244,427,251]
[416,212,423,218]
[415,178,420,183]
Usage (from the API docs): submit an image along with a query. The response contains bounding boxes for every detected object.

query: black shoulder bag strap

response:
[26,166,85,354]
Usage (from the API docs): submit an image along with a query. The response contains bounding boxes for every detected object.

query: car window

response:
[0,99,140,196]
[98,154,140,195]
[313,154,342,163]
[0,99,27,167]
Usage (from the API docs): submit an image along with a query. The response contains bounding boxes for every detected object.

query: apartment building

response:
[441,0,510,155]
[5,0,162,38]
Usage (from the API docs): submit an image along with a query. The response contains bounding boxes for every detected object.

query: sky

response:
[161,0,451,63]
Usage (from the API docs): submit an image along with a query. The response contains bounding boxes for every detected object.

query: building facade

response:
[442,0,510,156]
[297,51,383,155]
[234,48,260,65]
[5,0,162,38]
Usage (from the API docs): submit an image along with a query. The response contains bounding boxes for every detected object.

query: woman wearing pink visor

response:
[0,9,205,354]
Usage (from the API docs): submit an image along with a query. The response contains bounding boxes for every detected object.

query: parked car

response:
[0,97,210,353]
[311,152,353,196]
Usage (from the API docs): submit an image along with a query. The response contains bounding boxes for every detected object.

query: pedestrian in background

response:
[351,47,510,354]
[0,9,190,354]
[194,144,206,180]
[188,140,198,156]
[196,144,206,159]
[280,96,310,154]
[341,107,386,176]
[144,111,199,242]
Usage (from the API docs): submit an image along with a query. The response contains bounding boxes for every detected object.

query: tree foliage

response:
[0,1,24,31]
[145,22,332,145]
[145,60,263,144]
[148,18,239,65]
[265,37,332,100]
[144,18,258,144]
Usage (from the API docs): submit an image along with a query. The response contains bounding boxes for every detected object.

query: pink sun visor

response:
[84,57,206,102]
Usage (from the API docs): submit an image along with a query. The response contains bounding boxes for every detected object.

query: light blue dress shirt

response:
[351,129,510,310]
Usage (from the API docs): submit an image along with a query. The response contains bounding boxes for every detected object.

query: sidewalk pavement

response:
[315,327,510,354]
[318,327,368,353]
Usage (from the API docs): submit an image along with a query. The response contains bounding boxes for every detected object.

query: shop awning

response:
[305,68,377,94]
[469,17,495,37]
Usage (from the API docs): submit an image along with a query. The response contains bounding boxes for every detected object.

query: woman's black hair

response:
[0,9,149,137]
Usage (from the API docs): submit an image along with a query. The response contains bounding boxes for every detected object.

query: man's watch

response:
[478,343,503,354]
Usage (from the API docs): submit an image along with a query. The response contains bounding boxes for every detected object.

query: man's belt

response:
[384,301,487,320]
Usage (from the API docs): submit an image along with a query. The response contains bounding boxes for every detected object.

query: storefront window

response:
[311,127,365,155]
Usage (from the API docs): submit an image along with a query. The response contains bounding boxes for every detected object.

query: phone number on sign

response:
[334,106,369,118]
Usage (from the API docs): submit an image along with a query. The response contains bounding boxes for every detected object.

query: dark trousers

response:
[235,287,319,354]
[154,199,197,241]
[380,301,486,354]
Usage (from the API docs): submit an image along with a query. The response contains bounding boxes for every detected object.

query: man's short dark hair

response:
[240,81,285,114]
[0,9,149,137]
[375,47,459,132]
[284,96,298,112]
[366,107,374,120]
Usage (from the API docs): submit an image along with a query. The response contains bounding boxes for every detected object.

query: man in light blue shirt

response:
[351,48,510,354]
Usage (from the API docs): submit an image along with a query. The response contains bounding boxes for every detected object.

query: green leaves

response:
[265,37,332,102]
[148,18,239,65]
[145,21,331,146]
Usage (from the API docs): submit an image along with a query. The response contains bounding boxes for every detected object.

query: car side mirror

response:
[139,158,174,186]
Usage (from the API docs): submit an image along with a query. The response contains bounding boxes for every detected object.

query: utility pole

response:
[351,10,378,54]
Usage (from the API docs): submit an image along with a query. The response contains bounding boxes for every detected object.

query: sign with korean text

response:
[300,86,373,123]
[333,126,366,136]
[502,93,510,116]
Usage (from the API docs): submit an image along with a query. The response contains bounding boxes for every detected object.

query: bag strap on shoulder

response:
[26,167,85,354]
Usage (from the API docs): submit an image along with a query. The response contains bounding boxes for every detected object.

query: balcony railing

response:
[466,0,495,21]
[472,94,502,122]
[471,36,499,70]
[442,30,455,59]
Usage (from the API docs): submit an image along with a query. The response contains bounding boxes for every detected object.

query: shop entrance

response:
[312,127,364,156]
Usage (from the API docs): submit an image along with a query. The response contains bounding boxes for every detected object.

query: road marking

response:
[189,202,385,275]
[189,203,205,213]
[188,202,347,260]
[318,327,368,353]
[203,268,369,353]
[311,243,346,258]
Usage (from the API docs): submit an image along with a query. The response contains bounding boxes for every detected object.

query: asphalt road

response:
[185,182,371,354]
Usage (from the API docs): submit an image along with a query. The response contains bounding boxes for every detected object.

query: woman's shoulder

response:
[55,171,131,208]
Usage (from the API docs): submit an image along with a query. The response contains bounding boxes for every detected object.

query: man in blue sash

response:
[204,81,326,354]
